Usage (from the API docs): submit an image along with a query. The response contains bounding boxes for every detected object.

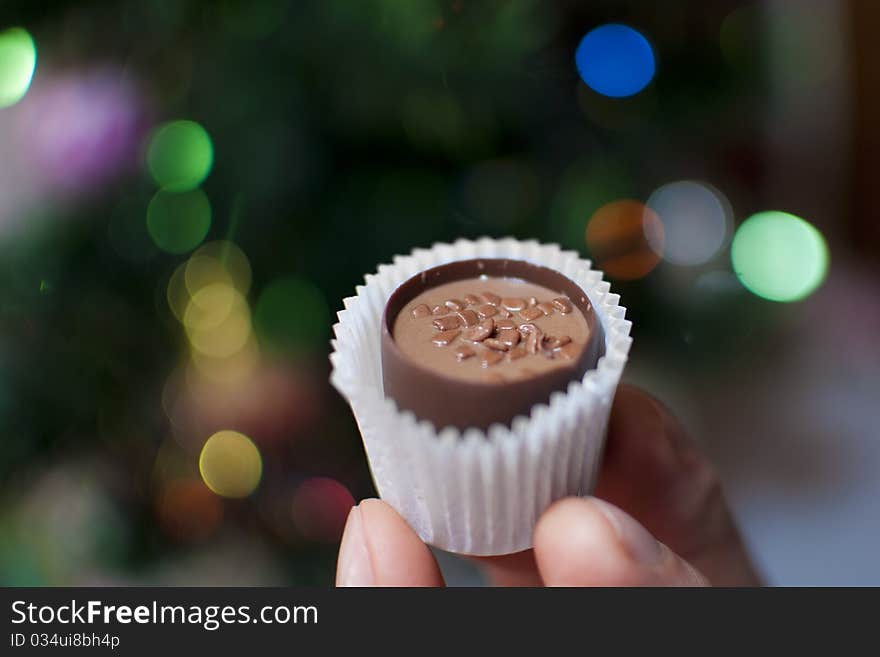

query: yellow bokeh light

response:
[189,241,252,294]
[199,430,262,498]
[183,283,239,332]
[184,285,252,358]
[187,336,260,386]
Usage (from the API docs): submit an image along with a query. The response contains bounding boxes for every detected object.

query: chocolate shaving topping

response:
[519,306,543,321]
[519,323,543,355]
[497,328,520,348]
[412,304,431,318]
[432,315,461,331]
[476,304,498,319]
[432,329,460,346]
[456,309,479,327]
[483,338,509,351]
[552,297,573,314]
[482,292,501,306]
[543,335,571,350]
[464,318,494,342]
[412,285,585,374]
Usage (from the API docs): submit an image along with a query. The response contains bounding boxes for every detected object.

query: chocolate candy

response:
[382,258,603,429]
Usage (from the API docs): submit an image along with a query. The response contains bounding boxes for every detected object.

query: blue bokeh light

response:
[575,24,655,98]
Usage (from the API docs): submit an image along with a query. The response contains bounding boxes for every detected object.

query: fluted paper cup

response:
[330,238,632,556]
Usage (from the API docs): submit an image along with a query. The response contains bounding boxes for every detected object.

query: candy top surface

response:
[391,276,591,384]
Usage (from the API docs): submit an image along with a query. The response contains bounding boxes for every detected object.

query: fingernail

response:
[336,505,375,586]
[591,498,664,566]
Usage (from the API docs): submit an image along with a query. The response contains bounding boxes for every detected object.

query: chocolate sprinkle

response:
[432,315,461,331]
[483,338,509,351]
[552,297,573,314]
[432,329,460,346]
[412,304,431,318]
[464,318,494,342]
[476,304,499,319]
[482,292,501,306]
[457,309,479,327]
[519,306,543,321]
[479,350,504,367]
[497,328,520,348]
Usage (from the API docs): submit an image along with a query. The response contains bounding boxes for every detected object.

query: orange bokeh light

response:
[585,199,665,280]
[156,478,223,542]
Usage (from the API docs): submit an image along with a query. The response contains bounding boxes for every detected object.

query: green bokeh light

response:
[254,277,329,353]
[0,27,37,109]
[146,120,214,191]
[146,189,212,254]
[731,211,829,302]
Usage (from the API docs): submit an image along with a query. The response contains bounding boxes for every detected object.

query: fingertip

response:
[534,497,708,587]
[354,498,446,587]
[534,497,640,586]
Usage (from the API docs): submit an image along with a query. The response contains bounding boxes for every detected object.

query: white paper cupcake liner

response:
[330,238,632,555]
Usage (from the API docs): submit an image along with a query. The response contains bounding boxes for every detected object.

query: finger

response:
[595,384,760,586]
[534,497,708,587]
[471,550,543,587]
[336,499,445,587]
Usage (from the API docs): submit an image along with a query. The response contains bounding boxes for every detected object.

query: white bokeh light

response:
[646,180,732,266]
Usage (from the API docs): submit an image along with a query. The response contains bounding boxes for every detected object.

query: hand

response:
[335,385,761,586]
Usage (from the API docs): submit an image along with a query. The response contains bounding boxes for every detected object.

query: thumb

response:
[534,497,709,587]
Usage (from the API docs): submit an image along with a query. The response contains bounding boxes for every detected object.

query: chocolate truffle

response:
[381,259,603,430]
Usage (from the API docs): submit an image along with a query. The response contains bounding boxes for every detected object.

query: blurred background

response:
[0,0,877,586]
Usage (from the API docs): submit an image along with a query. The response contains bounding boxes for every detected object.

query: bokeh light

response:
[0,27,36,109]
[146,120,214,191]
[198,430,262,498]
[291,477,355,543]
[646,180,732,266]
[147,188,212,254]
[188,337,260,385]
[575,24,655,98]
[586,199,664,280]
[20,71,145,192]
[254,277,329,353]
[186,241,252,295]
[184,284,252,358]
[157,479,223,541]
[731,211,829,302]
